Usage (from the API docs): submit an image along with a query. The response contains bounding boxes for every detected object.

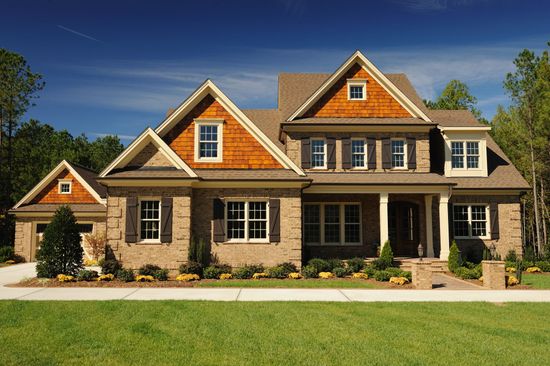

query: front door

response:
[388,202,419,257]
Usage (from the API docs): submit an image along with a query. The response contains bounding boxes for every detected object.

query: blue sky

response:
[2,0,549,142]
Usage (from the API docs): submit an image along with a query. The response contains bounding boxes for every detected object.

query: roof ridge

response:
[65,161,99,175]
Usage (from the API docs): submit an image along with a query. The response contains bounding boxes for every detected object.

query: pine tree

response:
[36,205,83,277]
[448,241,461,273]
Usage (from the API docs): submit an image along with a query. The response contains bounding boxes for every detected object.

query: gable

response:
[163,95,284,169]
[31,169,98,204]
[128,142,173,168]
[303,63,412,118]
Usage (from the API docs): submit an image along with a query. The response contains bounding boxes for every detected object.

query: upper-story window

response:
[351,138,367,168]
[451,141,479,169]
[195,120,223,162]
[58,180,72,194]
[347,80,367,101]
[311,138,326,168]
[391,139,407,169]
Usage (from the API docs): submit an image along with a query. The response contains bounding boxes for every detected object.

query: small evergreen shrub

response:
[454,265,482,280]
[374,270,392,282]
[371,258,390,270]
[233,264,264,279]
[505,250,518,263]
[278,262,298,275]
[116,268,135,282]
[302,264,318,278]
[379,241,394,268]
[101,259,122,275]
[154,268,169,281]
[448,241,461,273]
[267,266,288,279]
[307,258,331,273]
[76,269,98,281]
[203,264,232,279]
[179,261,203,276]
[0,246,14,263]
[363,265,377,277]
[535,261,550,272]
[332,267,348,278]
[326,258,344,271]
[346,257,365,273]
[189,237,210,267]
[138,264,162,276]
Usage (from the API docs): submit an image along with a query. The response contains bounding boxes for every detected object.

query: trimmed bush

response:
[307,258,331,273]
[363,265,377,277]
[454,264,482,280]
[179,261,203,276]
[505,250,518,263]
[138,264,162,276]
[267,266,288,279]
[116,268,135,282]
[302,264,318,278]
[203,264,232,279]
[332,267,348,278]
[101,259,122,276]
[154,268,169,281]
[0,246,14,263]
[279,262,298,274]
[371,258,389,271]
[379,241,394,267]
[346,257,365,273]
[233,264,264,279]
[76,269,98,281]
[535,261,550,272]
[448,241,461,273]
[374,270,392,282]
[326,258,344,271]
[36,205,84,278]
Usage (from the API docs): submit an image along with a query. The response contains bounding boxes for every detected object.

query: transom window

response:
[453,204,488,238]
[311,139,326,168]
[195,121,223,162]
[451,141,480,169]
[58,181,72,194]
[351,139,366,168]
[304,203,361,245]
[391,139,406,168]
[347,80,367,100]
[226,201,268,242]
[139,200,160,241]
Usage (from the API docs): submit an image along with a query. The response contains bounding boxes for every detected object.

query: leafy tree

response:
[36,205,83,278]
[424,79,487,123]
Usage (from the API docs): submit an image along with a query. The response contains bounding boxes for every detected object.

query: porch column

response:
[424,195,434,258]
[438,191,450,260]
[379,192,389,248]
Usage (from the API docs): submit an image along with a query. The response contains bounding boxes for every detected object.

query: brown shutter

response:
[490,203,499,240]
[382,138,391,169]
[448,203,454,242]
[160,197,173,243]
[269,199,280,242]
[407,137,417,169]
[213,198,225,242]
[301,138,311,169]
[342,138,351,169]
[125,197,138,243]
[367,138,376,169]
[327,138,336,169]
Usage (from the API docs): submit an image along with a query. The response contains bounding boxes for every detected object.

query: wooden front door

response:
[389,202,419,257]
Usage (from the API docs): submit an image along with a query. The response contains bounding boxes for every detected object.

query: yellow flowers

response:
[507,275,519,286]
[97,274,114,281]
[220,273,232,280]
[288,272,302,279]
[389,277,409,285]
[526,267,542,273]
[135,275,154,282]
[318,272,334,279]
[83,258,98,266]
[5,260,15,265]
[252,272,268,279]
[351,272,368,279]
[505,267,517,273]
[56,274,75,282]
[176,274,200,282]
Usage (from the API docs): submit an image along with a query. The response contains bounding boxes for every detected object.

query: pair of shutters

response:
[301,138,336,169]
[125,197,173,243]
[381,137,417,169]
[213,198,281,243]
[447,202,500,241]
[342,137,376,169]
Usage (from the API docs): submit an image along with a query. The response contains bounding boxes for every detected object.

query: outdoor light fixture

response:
[417,243,424,261]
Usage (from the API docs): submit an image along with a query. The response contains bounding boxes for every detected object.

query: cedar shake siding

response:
[31,169,97,204]
[128,143,173,168]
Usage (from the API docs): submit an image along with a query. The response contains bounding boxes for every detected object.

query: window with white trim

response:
[453,204,488,238]
[451,141,480,169]
[226,201,268,242]
[58,181,72,194]
[311,139,326,168]
[391,139,406,168]
[139,200,161,241]
[351,139,367,168]
[347,80,367,100]
[195,120,223,162]
[303,203,361,245]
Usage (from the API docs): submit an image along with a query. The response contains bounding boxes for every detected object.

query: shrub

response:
[379,241,394,267]
[138,264,162,276]
[101,259,122,276]
[154,268,169,281]
[83,232,106,260]
[179,261,203,276]
[507,275,519,286]
[266,266,287,279]
[448,241,461,273]
[363,265,377,277]
[279,262,298,275]
[116,268,135,282]
[535,261,550,272]
[454,265,482,280]
[203,264,232,279]
[307,258,331,273]
[76,269,98,281]
[189,237,210,267]
[326,258,344,271]
[371,258,389,271]
[384,267,411,281]
[505,250,518,263]
[346,257,365,273]
[36,205,83,278]
[302,264,318,278]
[233,264,264,279]
[374,270,392,282]
[0,246,14,263]
[332,267,348,278]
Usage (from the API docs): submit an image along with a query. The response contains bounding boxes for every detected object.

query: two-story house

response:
[10,51,529,269]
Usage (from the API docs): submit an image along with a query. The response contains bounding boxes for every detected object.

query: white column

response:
[424,195,434,258]
[439,192,450,260]
[379,192,389,248]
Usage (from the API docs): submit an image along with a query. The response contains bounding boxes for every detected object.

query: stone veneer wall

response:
[191,188,302,268]
[106,187,191,270]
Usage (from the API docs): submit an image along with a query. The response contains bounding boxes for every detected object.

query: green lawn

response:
[195,278,380,288]
[1,302,550,365]
[522,273,550,289]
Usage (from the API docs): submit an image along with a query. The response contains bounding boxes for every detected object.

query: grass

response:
[522,273,550,289]
[1,302,550,365]
[195,278,381,288]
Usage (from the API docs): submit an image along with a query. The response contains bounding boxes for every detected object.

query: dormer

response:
[439,126,492,177]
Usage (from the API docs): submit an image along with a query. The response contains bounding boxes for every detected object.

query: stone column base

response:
[482,260,505,290]
[411,261,433,290]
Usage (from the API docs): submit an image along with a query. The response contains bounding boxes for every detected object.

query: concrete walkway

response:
[2,263,550,302]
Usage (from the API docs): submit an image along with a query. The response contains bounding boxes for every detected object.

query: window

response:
[195,120,223,162]
[453,204,488,238]
[139,200,160,241]
[311,139,326,168]
[391,139,406,168]
[58,181,72,194]
[226,201,268,242]
[76,224,94,233]
[351,139,366,168]
[347,80,367,100]
[451,141,480,169]
[303,203,361,245]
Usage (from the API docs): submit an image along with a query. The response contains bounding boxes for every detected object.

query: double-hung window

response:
[303,203,361,245]
[351,139,367,168]
[451,141,480,169]
[391,139,406,168]
[139,200,161,241]
[195,120,223,162]
[453,204,488,238]
[311,139,326,168]
[226,201,268,242]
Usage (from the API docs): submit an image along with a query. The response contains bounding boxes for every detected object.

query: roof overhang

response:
[305,184,453,195]
[438,126,492,132]
[282,123,436,133]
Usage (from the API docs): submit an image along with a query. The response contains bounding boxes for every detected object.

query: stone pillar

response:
[439,192,450,260]
[424,195,434,258]
[411,260,433,289]
[379,192,389,248]
[482,260,505,290]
